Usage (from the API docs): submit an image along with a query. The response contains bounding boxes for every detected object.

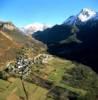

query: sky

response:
[0,0,98,27]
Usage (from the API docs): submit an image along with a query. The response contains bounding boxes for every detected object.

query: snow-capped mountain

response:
[64,8,97,25]
[21,23,51,35]
[78,8,96,22]
[33,8,98,72]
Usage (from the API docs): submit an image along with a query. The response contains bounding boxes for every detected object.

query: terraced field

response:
[0,78,49,100]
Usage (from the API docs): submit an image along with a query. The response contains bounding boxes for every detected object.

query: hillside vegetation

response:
[0,49,98,100]
[0,22,46,69]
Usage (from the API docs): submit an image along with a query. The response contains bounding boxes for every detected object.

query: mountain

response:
[21,23,51,35]
[64,8,98,25]
[32,8,98,72]
[0,13,98,100]
[78,8,96,22]
[0,21,46,69]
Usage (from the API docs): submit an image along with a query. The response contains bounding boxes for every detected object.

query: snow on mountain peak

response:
[64,8,97,25]
[21,23,52,34]
[78,8,96,22]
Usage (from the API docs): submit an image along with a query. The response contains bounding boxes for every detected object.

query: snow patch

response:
[78,8,96,22]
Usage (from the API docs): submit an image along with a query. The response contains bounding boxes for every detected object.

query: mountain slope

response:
[0,21,46,69]
[32,8,98,72]
[0,53,98,100]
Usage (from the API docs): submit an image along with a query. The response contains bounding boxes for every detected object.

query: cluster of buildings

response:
[7,53,53,79]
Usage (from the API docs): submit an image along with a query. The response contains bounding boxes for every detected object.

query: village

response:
[7,53,53,79]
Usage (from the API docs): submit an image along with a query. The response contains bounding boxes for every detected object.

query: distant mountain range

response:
[32,8,98,72]
[21,23,51,35]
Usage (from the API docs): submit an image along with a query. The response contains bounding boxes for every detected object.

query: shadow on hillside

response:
[47,43,98,73]
[32,23,98,73]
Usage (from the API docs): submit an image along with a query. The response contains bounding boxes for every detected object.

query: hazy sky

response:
[0,0,98,27]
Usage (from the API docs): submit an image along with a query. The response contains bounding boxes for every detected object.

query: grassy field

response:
[37,57,98,99]
[0,79,10,92]
[56,83,87,96]
[0,53,98,100]
[0,78,49,100]
[24,81,48,100]
[48,58,74,82]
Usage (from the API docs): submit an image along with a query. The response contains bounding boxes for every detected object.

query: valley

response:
[0,47,98,100]
[0,7,98,100]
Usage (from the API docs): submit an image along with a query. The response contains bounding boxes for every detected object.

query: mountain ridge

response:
[64,8,98,25]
